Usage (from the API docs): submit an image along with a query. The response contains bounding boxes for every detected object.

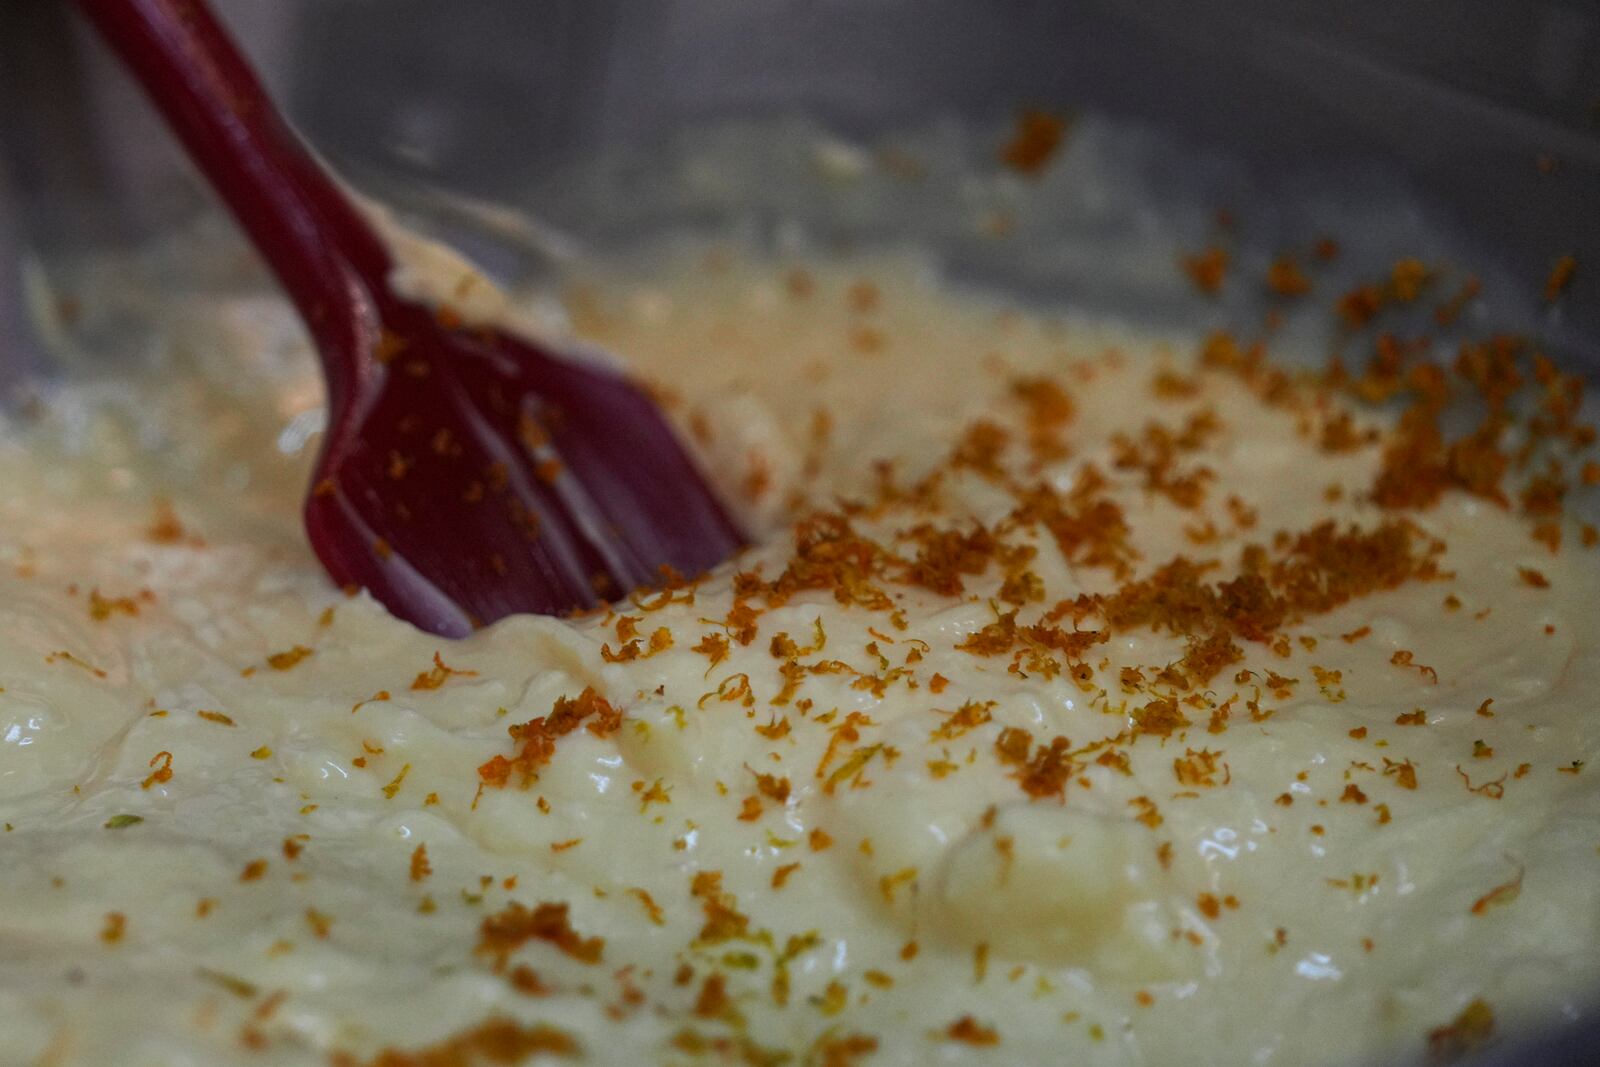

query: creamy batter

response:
[1,245,1598,1067]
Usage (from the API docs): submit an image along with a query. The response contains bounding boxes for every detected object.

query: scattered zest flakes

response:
[1455,765,1507,799]
[689,870,751,944]
[930,700,995,742]
[1326,872,1380,894]
[634,778,671,812]
[1129,796,1163,829]
[410,652,478,691]
[46,650,107,678]
[478,687,622,793]
[1182,246,1229,295]
[330,1017,578,1067]
[104,814,143,829]
[88,589,141,620]
[628,888,665,926]
[1383,758,1420,790]
[999,109,1068,174]
[1470,866,1524,915]
[351,690,391,714]
[266,646,313,671]
[944,1015,1000,1046]
[992,726,1068,799]
[100,912,126,944]
[1173,747,1229,789]
[1517,567,1550,589]
[197,967,253,996]
[1389,649,1438,683]
[1339,283,1385,329]
[305,908,333,939]
[693,632,731,668]
[141,751,174,790]
[478,901,604,968]
[824,743,884,796]
[692,974,731,1020]
[381,763,412,800]
[1544,255,1577,303]
[51,240,1600,1064]
[1427,999,1495,1064]
[196,709,235,727]
[1266,257,1312,297]
[146,499,188,542]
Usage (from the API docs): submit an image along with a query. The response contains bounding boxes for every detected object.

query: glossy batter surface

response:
[1,249,1597,1067]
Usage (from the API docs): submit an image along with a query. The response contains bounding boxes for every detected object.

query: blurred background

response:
[0,2,1598,1063]
[1,0,1596,390]
[1,0,1597,377]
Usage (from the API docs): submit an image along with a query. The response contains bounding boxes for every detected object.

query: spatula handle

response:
[73,0,385,404]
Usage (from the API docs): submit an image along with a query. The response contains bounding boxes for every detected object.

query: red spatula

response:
[74,0,743,637]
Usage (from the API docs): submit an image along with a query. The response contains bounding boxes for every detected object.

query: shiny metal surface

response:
[0,2,1597,1061]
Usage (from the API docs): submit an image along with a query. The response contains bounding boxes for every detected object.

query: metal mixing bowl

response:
[0,2,1597,1063]
[2,0,1597,372]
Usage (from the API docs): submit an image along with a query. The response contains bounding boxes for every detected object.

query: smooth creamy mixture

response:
[1,243,1598,1067]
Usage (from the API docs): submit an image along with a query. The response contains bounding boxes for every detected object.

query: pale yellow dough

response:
[1,249,1597,1067]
